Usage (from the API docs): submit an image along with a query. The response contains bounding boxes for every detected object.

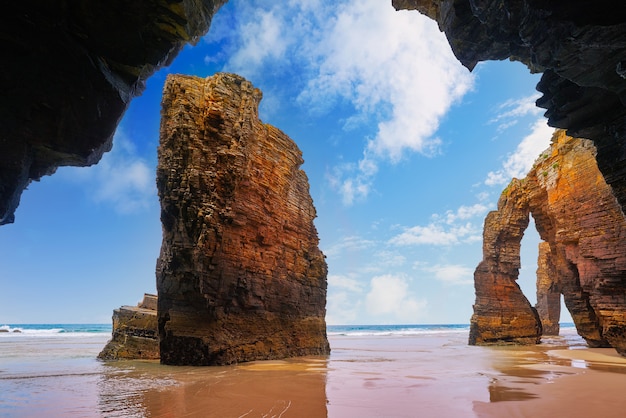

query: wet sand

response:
[2,331,626,417]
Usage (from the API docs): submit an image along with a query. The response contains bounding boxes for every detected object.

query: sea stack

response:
[98,294,159,360]
[470,131,626,355]
[156,73,330,366]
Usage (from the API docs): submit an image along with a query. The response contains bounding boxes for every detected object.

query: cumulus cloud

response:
[326,290,361,325]
[388,223,479,246]
[322,235,376,258]
[489,93,543,132]
[421,264,474,285]
[328,273,365,292]
[226,8,290,73]
[300,1,472,160]
[441,203,489,224]
[60,130,156,214]
[325,157,378,205]
[388,202,487,247]
[365,274,427,322]
[212,0,473,206]
[485,119,554,186]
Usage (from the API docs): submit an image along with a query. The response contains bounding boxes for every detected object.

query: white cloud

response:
[388,223,479,246]
[422,264,474,285]
[489,93,542,133]
[214,0,473,206]
[322,235,376,258]
[301,1,472,161]
[328,273,365,292]
[485,119,554,186]
[325,156,378,205]
[490,94,542,122]
[326,290,361,325]
[443,203,489,224]
[388,201,487,247]
[59,130,156,214]
[227,9,290,74]
[374,250,406,267]
[365,274,427,322]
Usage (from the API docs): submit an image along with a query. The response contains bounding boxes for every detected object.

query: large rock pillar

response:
[156,73,329,365]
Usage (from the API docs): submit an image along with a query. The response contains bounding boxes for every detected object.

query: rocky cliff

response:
[470,131,626,355]
[0,0,225,225]
[156,73,329,366]
[98,294,159,360]
[393,0,626,220]
[469,178,542,346]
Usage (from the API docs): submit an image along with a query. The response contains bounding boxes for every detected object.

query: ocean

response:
[3,323,622,418]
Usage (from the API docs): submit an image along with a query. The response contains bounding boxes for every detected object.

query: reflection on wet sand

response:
[5,331,626,417]
[98,357,329,417]
[474,336,626,417]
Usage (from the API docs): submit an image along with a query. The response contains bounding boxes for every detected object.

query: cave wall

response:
[156,73,329,366]
[0,0,226,225]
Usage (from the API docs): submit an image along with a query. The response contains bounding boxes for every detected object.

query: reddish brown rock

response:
[98,294,159,360]
[535,242,560,335]
[469,179,542,345]
[156,73,329,366]
[470,131,626,354]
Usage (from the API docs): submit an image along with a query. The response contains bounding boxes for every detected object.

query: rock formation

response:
[469,178,542,346]
[0,0,225,225]
[98,294,159,360]
[156,73,329,366]
[392,0,626,220]
[470,131,626,355]
[536,241,561,335]
[535,242,560,335]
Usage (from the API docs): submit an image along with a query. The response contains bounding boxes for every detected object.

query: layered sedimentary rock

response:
[156,73,329,366]
[469,179,542,345]
[535,242,560,335]
[98,294,159,360]
[392,0,626,218]
[470,131,626,355]
[0,0,225,225]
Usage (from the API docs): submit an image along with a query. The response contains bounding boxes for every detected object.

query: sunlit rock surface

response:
[98,294,159,360]
[470,131,626,355]
[393,0,626,218]
[0,0,225,225]
[156,73,329,366]
[535,242,560,336]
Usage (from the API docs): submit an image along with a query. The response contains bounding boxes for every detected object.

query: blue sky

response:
[0,0,572,325]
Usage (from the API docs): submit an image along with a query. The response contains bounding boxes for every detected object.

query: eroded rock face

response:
[470,131,626,354]
[392,0,626,218]
[0,0,225,225]
[156,73,329,366]
[98,294,159,360]
[469,179,542,345]
[536,242,560,336]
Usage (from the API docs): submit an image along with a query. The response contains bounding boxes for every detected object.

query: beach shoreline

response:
[2,326,626,417]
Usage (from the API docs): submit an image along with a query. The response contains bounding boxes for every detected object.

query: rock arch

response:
[470,131,626,354]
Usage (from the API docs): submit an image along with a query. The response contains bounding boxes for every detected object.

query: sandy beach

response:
[2,327,626,417]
